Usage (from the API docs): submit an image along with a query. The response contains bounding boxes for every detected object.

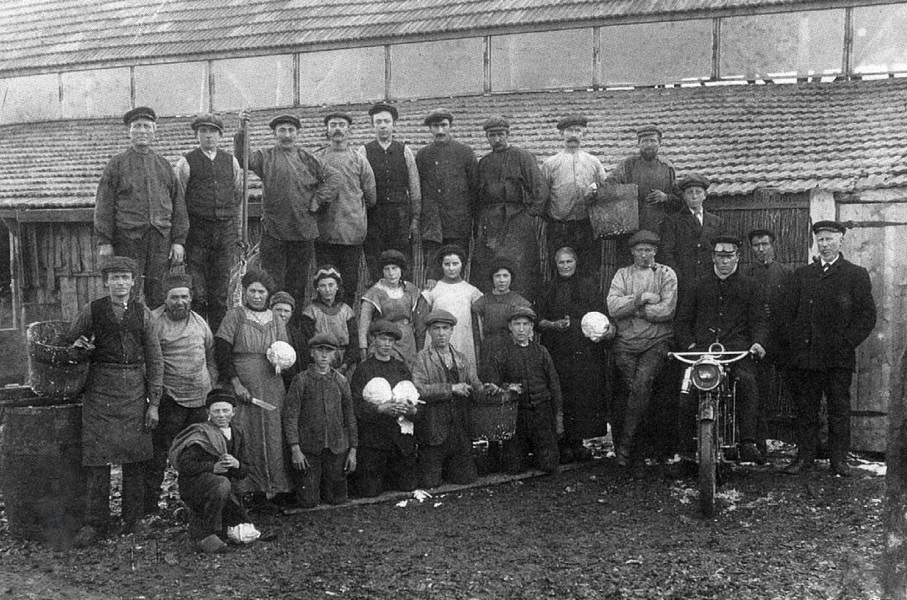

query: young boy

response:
[169,388,253,553]
[282,333,358,508]
[300,266,358,375]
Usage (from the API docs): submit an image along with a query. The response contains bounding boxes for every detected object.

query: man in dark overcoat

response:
[778,220,876,476]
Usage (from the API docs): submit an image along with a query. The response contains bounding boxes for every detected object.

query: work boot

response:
[196,534,229,553]
[781,456,815,475]
[738,442,766,465]
[614,445,630,468]
[830,452,853,477]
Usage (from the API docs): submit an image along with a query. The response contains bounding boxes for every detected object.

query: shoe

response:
[830,461,852,477]
[781,457,815,475]
[614,446,630,468]
[196,534,229,553]
[73,525,102,548]
[738,442,766,465]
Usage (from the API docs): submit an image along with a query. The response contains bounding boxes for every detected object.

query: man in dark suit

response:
[660,173,723,302]
[778,221,876,477]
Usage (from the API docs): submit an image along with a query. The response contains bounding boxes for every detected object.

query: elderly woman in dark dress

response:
[536,247,613,463]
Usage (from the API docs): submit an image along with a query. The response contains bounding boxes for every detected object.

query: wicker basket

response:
[470,390,517,442]
[26,321,90,400]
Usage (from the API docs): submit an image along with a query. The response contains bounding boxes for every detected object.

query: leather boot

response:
[781,455,815,475]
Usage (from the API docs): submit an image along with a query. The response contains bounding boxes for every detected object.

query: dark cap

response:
[162,272,193,293]
[369,319,402,341]
[711,236,742,253]
[507,306,537,323]
[424,109,453,126]
[678,173,710,192]
[100,255,137,275]
[123,106,156,125]
[190,113,224,133]
[269,114,302,130]
[206,388,237,409]
[557,114,589,130]
[424,309,457,327]
[636,124,662,139]
[628,230,661,248]
[269,291,296,309]
[812,220,846,235]
[310,332,340,350]
[323,111,353,126]
[369,103,398,121]
[379,249,408,271]
[313,265,343,287]
[483,117,510,132]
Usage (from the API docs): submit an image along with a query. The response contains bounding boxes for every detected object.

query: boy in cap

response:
[282,333,358,508]
[350,319,420,497]
[169,388,255,553]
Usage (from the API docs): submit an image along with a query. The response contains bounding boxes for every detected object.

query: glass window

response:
[135,62,208,116]
[853,4,907,74]
[213,55,294,111]
[492,29,593,91]
[391,38,484,99]
[0,73,60,124]
[720,10,845,79]
[61,68,131,119]
[601,20,712,86]
[299,47,385,106]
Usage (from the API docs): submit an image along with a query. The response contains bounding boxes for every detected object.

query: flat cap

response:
[310,332,340,350]
[711,236,742,253]
[483,117,510,132]
[100,255,137,274]
[636,124,662,138]
[123,106,156,125]
[507,306,538,323]
[162,272,193,293]
[557,114,589,130]
[269,114,302,130]
[812,220,846,235]
[206,387,237,408]
[369,319,402,341]
[323,111,353,126]
[369,103,398,121]
[191,113,224,132]
[424,309,457,327]
[269,291,296,309]
[379,249,408,271]
[424,109,453,126]
[628,230,661,248]
[677,173,710,192]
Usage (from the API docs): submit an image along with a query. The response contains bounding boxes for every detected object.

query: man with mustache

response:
[145,272,218,513]
[415,109,479,283]
[541,115,608,276]
[314,112,377,305]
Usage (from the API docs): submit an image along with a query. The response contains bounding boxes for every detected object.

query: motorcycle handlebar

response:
[668,350,751,365]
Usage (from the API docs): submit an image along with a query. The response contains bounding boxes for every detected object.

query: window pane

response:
[391,38,484,99]
[853,4,907,74]
[213,55,294,111]
[601,20,712,86]
[0,73,60,124]
[720,10,844,79]
[135,62,208,116]
[492,29,592,91]
[299,47,385,106]
[62,68,131,119]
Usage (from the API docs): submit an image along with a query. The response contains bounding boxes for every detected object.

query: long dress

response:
[471,290,531,380]
[421,279,483,368]
[216,306,291,496]
[361,280,420,363]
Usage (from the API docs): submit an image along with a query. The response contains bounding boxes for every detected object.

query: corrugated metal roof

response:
[0,0,858,75]
[1,77,904,208]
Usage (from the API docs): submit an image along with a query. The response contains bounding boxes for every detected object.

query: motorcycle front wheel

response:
[699,419,717,517]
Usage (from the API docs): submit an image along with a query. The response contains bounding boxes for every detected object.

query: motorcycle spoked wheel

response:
[698,420,718,518]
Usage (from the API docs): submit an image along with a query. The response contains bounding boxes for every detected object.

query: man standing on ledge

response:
[95,106,188,308]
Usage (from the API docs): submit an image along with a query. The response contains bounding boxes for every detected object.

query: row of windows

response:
[1,4,904,124]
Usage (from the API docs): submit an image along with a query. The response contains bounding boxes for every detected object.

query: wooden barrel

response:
[0,401,85,546]
[26,321,90,399]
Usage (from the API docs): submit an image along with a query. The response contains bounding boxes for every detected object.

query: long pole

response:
[241,113,250,252]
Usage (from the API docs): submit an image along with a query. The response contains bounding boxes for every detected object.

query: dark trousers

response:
[85,462,145,530]
[365,203,413,285]
[144,395,207,512]
[259,230,314,307]
[178,472,247,541]
[613,342,669,458]
[114,229,170,309]
[352,444,418,497]
[546,219,601,278]
[422,237,471,282]
[314,242,362,306]
[186,218,237,333]
[418,420,477,488]
[789,367,853,462]
[290,448,349,508]
[501,404,559,475]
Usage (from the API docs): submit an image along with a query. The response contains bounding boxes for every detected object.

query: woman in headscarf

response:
[359,250,421,365]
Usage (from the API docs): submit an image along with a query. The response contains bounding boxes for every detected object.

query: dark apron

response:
[82,363,152,466]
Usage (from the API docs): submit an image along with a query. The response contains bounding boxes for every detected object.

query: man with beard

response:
[415,109,479,282]
[605,124,681,236]
[541,115,608,277]
[145,272,218,513]
[95,107,188,308]
[474,117,549,300]
[359,103,421,284]
[174,113,242,333]
[314,112,377,305]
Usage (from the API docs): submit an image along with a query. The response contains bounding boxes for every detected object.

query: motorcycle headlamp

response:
[691,357,723,391]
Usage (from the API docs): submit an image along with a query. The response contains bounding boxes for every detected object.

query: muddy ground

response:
[0,446,885,600]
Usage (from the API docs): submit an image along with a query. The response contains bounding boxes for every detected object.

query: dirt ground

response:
[0,445,885,600]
